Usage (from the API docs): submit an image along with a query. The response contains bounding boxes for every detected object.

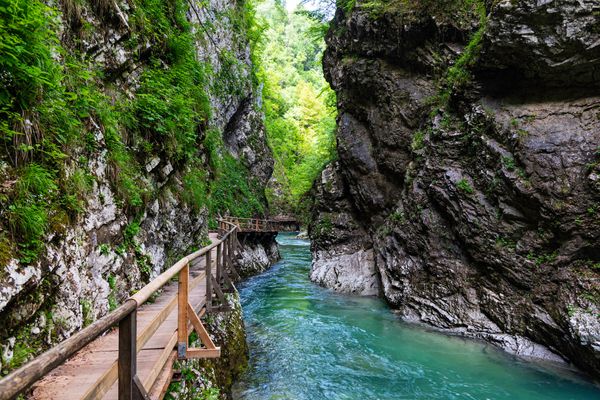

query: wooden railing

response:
[220,216,299,232]
[0,220,241,400]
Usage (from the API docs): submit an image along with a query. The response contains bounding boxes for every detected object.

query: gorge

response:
[0,0,599,398]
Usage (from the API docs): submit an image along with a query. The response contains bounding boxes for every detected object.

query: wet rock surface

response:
[311,0,600,378]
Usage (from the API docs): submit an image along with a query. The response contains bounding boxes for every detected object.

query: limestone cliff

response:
[310,0,600,377]
[0,0,272,373]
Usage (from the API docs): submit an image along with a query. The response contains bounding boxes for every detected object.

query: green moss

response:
[456,178,474,194]
[411,130,425,152]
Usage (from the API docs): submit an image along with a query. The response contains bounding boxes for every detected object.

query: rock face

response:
[0,0,272,373]
[235,233,280,278]
[311,0,600,377]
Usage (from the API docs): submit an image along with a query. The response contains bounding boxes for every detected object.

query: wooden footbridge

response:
[0,217,296,400]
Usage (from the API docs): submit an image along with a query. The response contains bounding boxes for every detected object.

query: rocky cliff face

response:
[0,0,272,373]
[311,0,600,377]
[236,232,280,278]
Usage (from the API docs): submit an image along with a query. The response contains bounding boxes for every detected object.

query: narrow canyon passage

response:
[233,234,600,400]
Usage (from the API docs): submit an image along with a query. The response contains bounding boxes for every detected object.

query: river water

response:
[232,233,599,400]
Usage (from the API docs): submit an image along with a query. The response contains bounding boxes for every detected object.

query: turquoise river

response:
[232,233,600,399]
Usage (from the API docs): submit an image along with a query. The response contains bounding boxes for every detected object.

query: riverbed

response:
[232,233,599,399]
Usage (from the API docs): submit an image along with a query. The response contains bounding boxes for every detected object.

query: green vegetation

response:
[254,0,337,215]
[456,178,474,194]
[527,250,558,267]
[312,215,334,239]
[411,131,425,152]
[0,0,270,264]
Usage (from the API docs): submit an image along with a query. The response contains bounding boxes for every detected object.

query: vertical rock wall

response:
[310,0,600,377]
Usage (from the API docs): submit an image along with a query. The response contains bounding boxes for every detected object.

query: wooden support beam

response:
[186,303,217,351]
[205,251,212,312]
[177,263,189,359]
[216,242,222,285]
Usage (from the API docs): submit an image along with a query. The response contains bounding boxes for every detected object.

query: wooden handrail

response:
[0,219,240,400]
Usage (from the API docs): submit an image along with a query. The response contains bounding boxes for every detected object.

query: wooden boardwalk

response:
[0,217,289,400]
[30,232,221,400]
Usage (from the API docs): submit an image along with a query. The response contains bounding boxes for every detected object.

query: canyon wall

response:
[0,0,272,374]
[310,0,600,377]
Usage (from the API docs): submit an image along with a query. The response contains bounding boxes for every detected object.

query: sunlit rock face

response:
[236,232,280,278]
[0,0,272,372]
[311,0,600,377]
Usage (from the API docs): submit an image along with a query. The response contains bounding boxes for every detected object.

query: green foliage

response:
[254,0,337,215]
[456,178,474,194]
[80,299,94,327]
[182,166,208,211]
[502,156,516,171]
[441,21,485,102]
[98,243,110,256]
[124,219,141,246]
[526,250,558,267]
[354,0,484,27]
[0,0,61,136]
[133,57,211,161]
[208,153,265,222]
[389,211,405,223]
[312,215,333,239]
[411,130,425,152]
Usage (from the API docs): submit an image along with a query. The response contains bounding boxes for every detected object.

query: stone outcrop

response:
[0,0,273,374]
[235,233,280,278]
[311,0,600,377]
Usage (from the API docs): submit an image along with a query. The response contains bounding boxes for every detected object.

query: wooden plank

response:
[185,349,221,359]
[0,300,137,400]
[205,251,212,311]
[142,328,177,392]
[147,351,176,400]
[81,272,207,400]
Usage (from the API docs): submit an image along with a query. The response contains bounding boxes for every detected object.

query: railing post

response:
[177,263,189,359]
[118,310,136,400]
[205,250,212,312]
[223,236,229,271]
[216,242,222,285]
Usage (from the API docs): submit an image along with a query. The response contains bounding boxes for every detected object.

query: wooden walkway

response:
[30,233,220,400]
[0,217,292,400]
[0,219,250,400]
[31,232,220,400]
